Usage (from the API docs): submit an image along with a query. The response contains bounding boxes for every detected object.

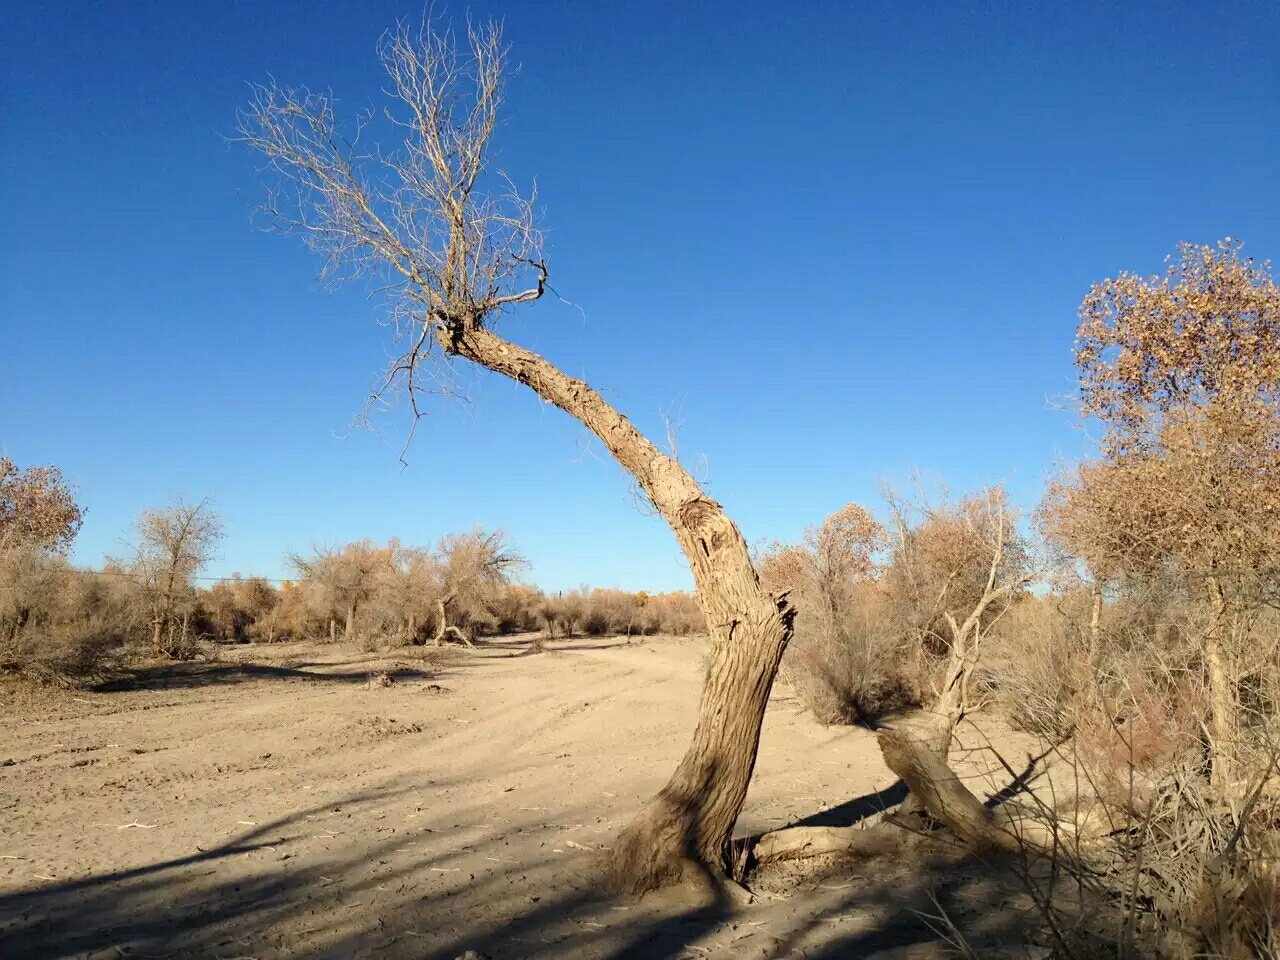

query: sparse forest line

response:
[0,511,706,679]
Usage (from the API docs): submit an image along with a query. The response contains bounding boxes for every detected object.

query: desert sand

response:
[1,635,1049,959]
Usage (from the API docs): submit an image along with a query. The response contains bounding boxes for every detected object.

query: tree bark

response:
[446,325,794,895]
[434,596,447,645]
[344,602,356,640]
[1089,579,1103,661]
[1204,576,1240,794]
[890,710,955,820]
[896,615,985,815]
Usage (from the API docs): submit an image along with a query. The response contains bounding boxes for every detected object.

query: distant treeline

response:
[0,472,702,676]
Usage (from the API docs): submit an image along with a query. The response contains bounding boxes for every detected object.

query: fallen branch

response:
[752,722,1109,870]
[877,725,1094,858]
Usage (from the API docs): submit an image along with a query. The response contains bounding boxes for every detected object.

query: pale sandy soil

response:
[0,634,1058,959]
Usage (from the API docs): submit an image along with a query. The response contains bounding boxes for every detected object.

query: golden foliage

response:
[1076,239,1280,458]
[0,457,83,554]
[1047,240,1280,594]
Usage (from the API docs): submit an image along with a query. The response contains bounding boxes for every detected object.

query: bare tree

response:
[381,540,437,643]
[431,527,522,645]
[882,486,1037,763]
[288,540,388,640]
[240,18,794,895]
[205,575,280,643]
[129,498,223,657]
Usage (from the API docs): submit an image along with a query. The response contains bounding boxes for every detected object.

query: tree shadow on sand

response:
[1,768,1110,960]
[90,659,441,692]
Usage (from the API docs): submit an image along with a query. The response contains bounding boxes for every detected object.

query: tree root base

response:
[607,847,757,904]
[606,800,757,906]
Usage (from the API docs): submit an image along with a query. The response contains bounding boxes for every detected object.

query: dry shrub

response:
[1060,749,1279,960]
[1078,669,1205,793]
[540,591,585,637]
[2,515,708,682]
[0,549,139,683]
[491,585,544,634]
[759,505,917,725]
[641,591,704,636]
[989,580,1221,779]
[985,594,1092,739]
[782,584,914,725]
[198,576,283,643]
[763,492,1032,728]
[987,585,1280,958]
[187,561,703,649]
[581,589,634,636]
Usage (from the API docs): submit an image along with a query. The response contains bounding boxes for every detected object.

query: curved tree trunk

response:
[753,721,1108,870]
[433,594,472,646]
[448,326,794,895]
[878,726,1079,856]
[889,709,956,820]
[894,622,980,817]
[433,597,447,646]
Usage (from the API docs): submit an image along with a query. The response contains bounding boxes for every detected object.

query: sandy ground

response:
[0,634,1056,959]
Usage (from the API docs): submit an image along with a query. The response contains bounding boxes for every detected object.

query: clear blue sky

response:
[3,1,1277,591]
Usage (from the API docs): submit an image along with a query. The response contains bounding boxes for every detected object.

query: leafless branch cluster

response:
[238,17,546,430]
[124,498,224,657]
[884,485,1040,728]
